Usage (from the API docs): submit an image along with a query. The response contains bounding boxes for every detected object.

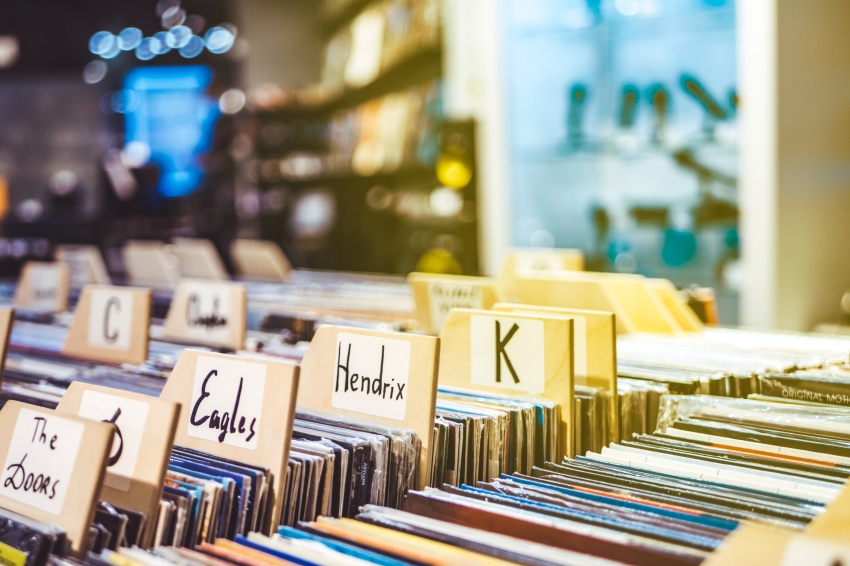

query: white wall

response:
[740,0,850,331]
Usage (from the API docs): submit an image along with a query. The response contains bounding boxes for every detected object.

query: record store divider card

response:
[438,308,576,459]
[493,303,619,443]
[297,325,440,490]
[62,285,152,365]
[13,261,70,313]
[56,382,179,548]
[162,279,247,351]
[230,239,292,282]
[0,401,114,556]
[408,272,500,334]
[0,307,14,379]
[159,349,299,535]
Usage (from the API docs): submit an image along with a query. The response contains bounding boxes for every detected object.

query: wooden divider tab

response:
[14,261,70,313]
[56,382,179,548]
[0,401,114,555]
[159,349,299,534]
[408,272,500,334]
[172,238,229,280]
[55,245,111,288]
[438,308,575,459]
[122,241,181,289]
[297,325,440,490]
[230,239,292,282]
[163,279,247,350]
[62,285,152,365]
[0,307,14,381]
[493,303,619,443]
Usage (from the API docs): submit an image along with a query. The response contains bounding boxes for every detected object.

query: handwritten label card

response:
[188,355,266,449]
[62,285,151,365]
[297,325,439,490]
[14,262,70,313]
[439,309,575,458]
[57,382,179,549]
[163,280,247,351]
[0,407,84,515]
[493,303,618,443]
[0,401,114,555]
[781,535,850,566]
[409,273,499,335]
[160,350,299,535]
[78,390,149,491]
[470,314,545,394]
[332,332,411,421]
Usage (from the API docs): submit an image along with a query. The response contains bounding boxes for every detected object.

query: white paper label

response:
[514,252,564,273]
[188,356,266,450]
[427,282,483,332]
[184,283,231,343]
[781,535,850,566]
[332,333,411,421]
[470,315,545,394]
[87,289,134,351]
[78,390,149,492]
[27,265,61,311]
[0,408,84,515]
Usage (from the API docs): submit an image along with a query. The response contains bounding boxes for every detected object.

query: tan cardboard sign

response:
[438,308,576,459]
[0,401,114,556]
[14,261,70,312]
[408,272,500,334]
[230,239,292,282]
[56,382,179,548]
[297,325,440,490]
[159,349,299,534]
[163,279,247,350]
[62,285,152,365]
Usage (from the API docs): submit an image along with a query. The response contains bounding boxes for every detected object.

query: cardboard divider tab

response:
[122,240,181,289]
[0,401,114,556]
[163,279,247,351]
[172,238,229,280]
[159,349,299,534]
[499,248,584,301]
[296,325,440,490]
[508,270,688,334]
[408,272,500,335]
[230,239,292,282]
[56,382,179,548]
[14,261,70,313]
[647,278,704,332]
[0,307,14,381]
[55,245,111,288]
[437,308,575,459]
[62,285,152,365]
[493,303,619,443]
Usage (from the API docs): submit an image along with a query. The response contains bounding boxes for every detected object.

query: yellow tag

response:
[0,542,27,566]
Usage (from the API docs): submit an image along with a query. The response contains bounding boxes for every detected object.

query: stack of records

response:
[0,508,68,566]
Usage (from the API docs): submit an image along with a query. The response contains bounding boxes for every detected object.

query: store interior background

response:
[0,0,848,333]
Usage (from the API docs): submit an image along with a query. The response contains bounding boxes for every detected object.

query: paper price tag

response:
[0,542,26,566]
[332,332,411,421]
[187,355,266,450]
[470,314,545,394]
[0,408,84,515]
[77,390,149,492]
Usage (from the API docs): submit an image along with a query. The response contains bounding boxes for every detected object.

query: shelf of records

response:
[249,0,442,112]
[0,237,850,565]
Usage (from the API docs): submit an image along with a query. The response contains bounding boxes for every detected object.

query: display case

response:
[503,0,738,320]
